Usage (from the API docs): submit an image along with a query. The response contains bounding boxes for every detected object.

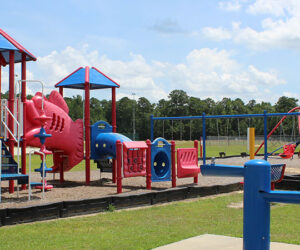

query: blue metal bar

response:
[202,112,206,164]
[264,110,268,160]
[152,112,300,121]
[260,191,300,204]
[201,164,244,177]
[150,114,154,142]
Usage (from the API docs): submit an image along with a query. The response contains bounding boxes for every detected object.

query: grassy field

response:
[0,193,299,249]
[14,139,284,173]
[175,140,283,158]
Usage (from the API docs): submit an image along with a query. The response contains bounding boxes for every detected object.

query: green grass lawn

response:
[13,139,284,173]
[0,193,299,249]
[174,140,284,158]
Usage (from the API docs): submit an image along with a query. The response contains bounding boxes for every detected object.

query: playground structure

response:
[0,29,201,198]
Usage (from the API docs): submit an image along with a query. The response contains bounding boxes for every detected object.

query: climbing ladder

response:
[0,139,28,202]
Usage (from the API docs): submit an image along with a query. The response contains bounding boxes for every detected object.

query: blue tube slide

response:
[90,121,131,160]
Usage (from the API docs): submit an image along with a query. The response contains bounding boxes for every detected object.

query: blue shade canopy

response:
[55,66,120,89]
[0,29,36,66]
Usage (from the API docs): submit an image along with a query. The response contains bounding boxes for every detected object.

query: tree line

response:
[64,90,299,141]
[2,90,299,141]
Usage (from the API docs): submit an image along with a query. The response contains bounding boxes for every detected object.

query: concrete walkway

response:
[154,234,300,250]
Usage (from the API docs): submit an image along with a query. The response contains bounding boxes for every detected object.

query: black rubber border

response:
[0,183,242,226]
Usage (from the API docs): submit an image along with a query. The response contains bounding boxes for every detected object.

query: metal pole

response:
[0,140,2,202]
[146,139,151,190]
[132,93,136,140]
[8,51,15,194]
[21,54,27,190]
[150,115,154,141]
[202,113,206,164]
[249,128,255,160]
[84,80,90,185]
[264,110,268,160]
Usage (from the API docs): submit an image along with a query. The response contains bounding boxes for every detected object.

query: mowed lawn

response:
[19,139,283,173]
[0,193,299,249]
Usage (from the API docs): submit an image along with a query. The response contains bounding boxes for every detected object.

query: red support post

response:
[59,87,63,97]
[194,140,199,184]
[111,87,116,132]
[171,140,176,188]
[21,53,27,190]
[0,65,1,102]
[84,81,90,185]
[59,154,64,184]
[116,140,122,193]
[8,51,15,193]
[112,159,116,183]
[146,139,151,190]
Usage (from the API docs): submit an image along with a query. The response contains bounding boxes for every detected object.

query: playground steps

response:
[0,139,28,184]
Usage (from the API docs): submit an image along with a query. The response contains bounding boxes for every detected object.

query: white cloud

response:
[31,46,285,103]
[203,0,300,50]
[202,27,232,41]
[35,45,168,102]
[219,0,242,12]
[247,0,299,17]
[165,48,285,102]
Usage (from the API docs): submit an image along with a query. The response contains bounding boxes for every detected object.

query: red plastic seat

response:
[279,144,296,159]
[177,148,200,178]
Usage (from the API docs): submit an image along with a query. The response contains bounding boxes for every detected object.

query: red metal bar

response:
[171,140,176,188]
[112,87,116,132]
[21,53,27,190]
[112,159,117,183]
[84,81,90,185]
[8,51,15,193]
[194,140,199,184]
[146,139,151,190]
[0,65,1,102]
[60,156,64,184]
[116,140,122,193]
[59,87,63,96]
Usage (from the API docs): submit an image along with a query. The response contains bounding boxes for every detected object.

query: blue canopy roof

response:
[0,29,36,66]
[55,66,120,89]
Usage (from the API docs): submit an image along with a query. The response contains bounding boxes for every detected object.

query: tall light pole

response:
[132,93,136,140]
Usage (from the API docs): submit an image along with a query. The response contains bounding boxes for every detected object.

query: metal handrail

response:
[1,120,17,142]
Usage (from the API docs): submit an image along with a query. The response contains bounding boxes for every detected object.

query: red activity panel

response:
[177,148,200,178]
[123,141,147,178]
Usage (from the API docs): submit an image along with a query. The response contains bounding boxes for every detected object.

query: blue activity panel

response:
[151,138,171,182]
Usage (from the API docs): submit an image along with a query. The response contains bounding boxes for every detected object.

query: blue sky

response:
[1,0,300,104]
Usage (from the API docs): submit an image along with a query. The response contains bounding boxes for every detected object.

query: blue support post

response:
[264,110,268,160]
[201,159,300,250]
[202,112,206,164]
[150,114,154,142]
[243,160,271,250]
